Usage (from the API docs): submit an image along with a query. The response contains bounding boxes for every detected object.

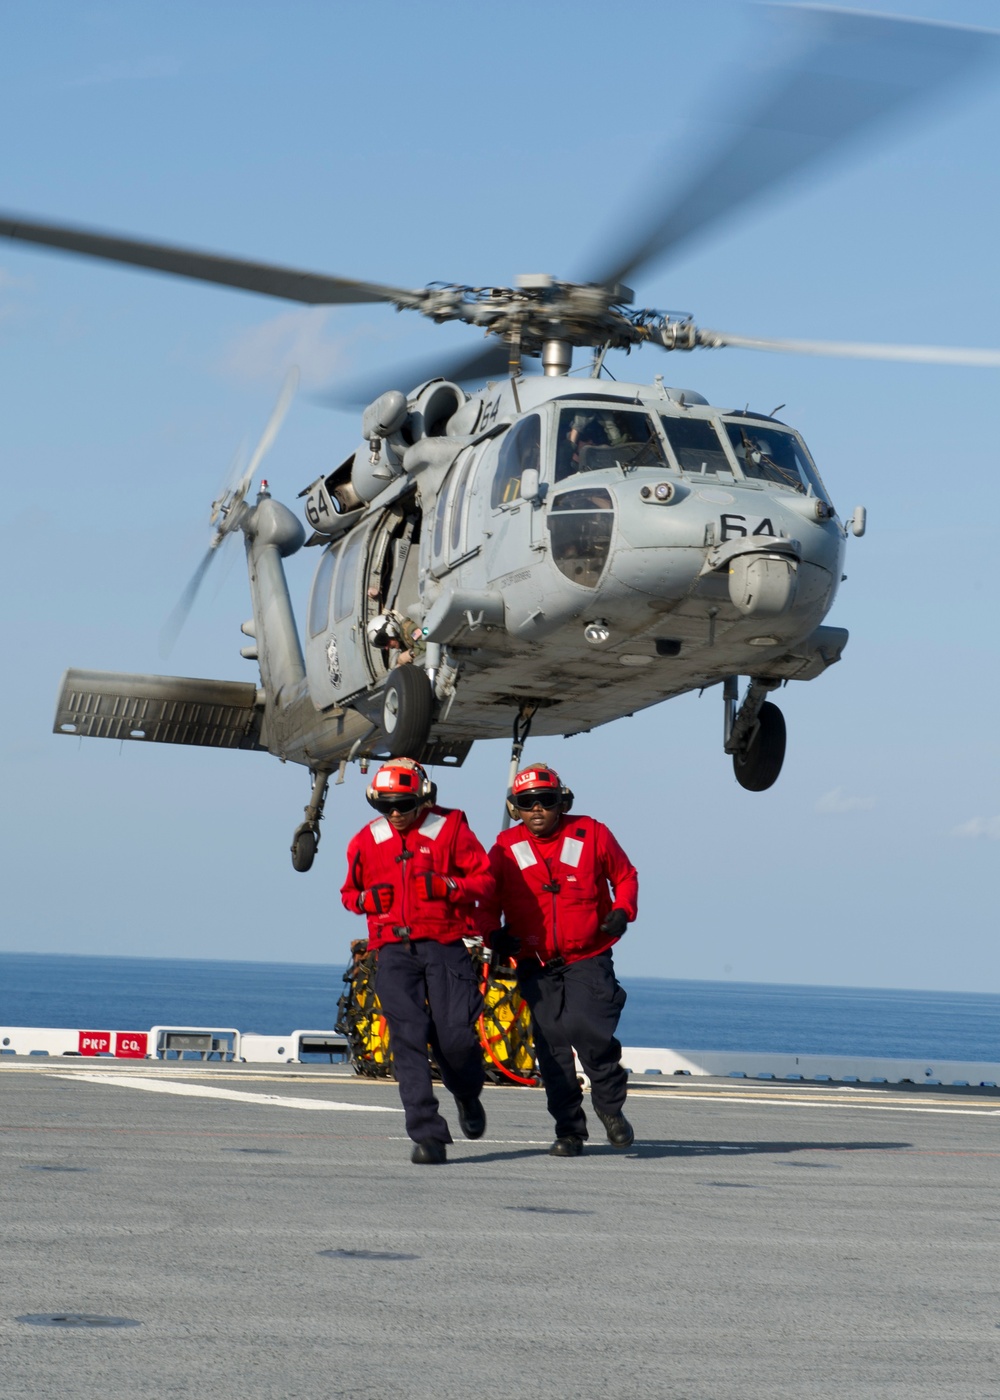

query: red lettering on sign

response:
[78,1032,111,1056]
[114,1033,148,1059]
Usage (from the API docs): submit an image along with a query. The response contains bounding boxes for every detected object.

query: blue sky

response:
[1,0,998,990]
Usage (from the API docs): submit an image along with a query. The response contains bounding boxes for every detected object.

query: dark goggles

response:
[513,790,561,811]
[369,795,421,816]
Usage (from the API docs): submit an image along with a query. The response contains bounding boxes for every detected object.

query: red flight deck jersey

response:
[481,814,638,965]
[340,805,494,950]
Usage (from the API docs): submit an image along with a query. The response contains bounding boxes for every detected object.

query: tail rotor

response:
[159,367,299,657]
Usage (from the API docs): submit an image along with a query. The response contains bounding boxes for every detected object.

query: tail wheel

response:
[381,666,433,758]
[290,827,317,872]
[732,700,787,792]
[477,964,539,1086]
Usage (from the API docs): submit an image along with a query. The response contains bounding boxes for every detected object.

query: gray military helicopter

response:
[4,7,999,871]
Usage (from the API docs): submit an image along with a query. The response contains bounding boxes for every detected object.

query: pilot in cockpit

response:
[556,413,609,480]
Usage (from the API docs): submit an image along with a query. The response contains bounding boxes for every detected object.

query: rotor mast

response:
[542,339,572,376]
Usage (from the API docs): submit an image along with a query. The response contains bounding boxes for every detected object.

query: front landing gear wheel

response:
[382,666,433,757]
[732,700,786,792]
[291,827,318,872]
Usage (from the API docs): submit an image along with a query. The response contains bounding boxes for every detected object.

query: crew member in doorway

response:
[481,764,639,1156]
[341,758,493,1164]
[366,610,425,667]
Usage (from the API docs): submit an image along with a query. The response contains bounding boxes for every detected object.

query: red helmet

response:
[507,763,573,818]
[511,764,562,797]
[366,758,435,809]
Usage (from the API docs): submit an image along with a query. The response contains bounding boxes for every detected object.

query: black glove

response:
[600,908,628,939]
[489,927,518,963]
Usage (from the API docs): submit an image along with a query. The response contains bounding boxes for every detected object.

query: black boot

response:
[596,1110,634,1150]
[411,1139,447,1164]
[456,1096,486,1140]
[548,1135,585,1157]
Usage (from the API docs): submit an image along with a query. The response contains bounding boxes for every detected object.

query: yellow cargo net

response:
[477,965,538,1086]
[336,939,538,1086]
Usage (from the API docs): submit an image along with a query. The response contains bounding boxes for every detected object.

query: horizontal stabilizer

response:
[54,669,265,750]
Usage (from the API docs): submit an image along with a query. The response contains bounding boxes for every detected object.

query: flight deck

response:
[2,1059,998,1399]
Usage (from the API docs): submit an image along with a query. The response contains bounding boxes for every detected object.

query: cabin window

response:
[491,415,540,508]
[722,421,823,496]
[659,416,731,476]
[334,527,366,622]
[432,476,451,559]
[555,408,667,481]
[308,546,337,637]
[449,452,476,553]
[547,488,614,588]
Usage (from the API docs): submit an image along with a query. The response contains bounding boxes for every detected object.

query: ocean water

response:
[2,952,999,1062]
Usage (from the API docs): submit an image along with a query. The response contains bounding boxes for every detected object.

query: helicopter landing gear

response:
[724,676,786,792]
[381,665,434,757]
[290,769,331,872]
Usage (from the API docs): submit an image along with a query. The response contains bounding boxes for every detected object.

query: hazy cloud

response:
[0,267,33,330]
[60,57,180,90]
[815,787,876,814]
[952,816,1000,840]
[218,309,355,392]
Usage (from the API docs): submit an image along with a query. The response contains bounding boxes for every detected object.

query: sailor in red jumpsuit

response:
[481,763,639,1156]
[341,758,494,1164]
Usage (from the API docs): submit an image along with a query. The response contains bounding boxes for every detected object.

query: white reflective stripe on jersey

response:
[370,817,393,844]
[560,836,584,868]
[511,840,537,870]
[420,811,447,841]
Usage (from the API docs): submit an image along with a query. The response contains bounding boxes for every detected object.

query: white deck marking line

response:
[639,1087,980,1107]
[659,1092,1000,1116]
[389,1137,552,1146]
[55,1073,401,1112]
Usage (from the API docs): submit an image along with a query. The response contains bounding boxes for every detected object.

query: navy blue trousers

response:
[375,939,485,1144]
[517,951,628,1140]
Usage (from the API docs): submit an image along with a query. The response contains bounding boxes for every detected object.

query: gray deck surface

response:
[2,1061,999,1399]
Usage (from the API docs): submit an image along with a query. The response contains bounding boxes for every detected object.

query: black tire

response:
[291,828,317,873]
[732,700,786,792]
[381,666,433,757]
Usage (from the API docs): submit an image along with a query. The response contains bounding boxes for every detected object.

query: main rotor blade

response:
[587,8,999,290]
[159,547,217,658]
[0,212,416,306]
[317,340,521,410]
[697,328,1000,369]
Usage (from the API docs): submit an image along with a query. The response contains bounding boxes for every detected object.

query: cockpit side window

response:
[491,415,540,508]
[722,421,825,497]
[659,416,732,476]
[556,408,667,481]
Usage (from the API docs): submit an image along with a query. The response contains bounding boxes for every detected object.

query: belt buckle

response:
[392,926,412,941]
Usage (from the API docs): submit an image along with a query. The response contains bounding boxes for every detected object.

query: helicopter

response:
[4,6,999,874]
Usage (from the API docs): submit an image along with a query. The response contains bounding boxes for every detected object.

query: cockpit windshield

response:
[659,415,731,476]
[722,420,825,497]
[556,407,668,481]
